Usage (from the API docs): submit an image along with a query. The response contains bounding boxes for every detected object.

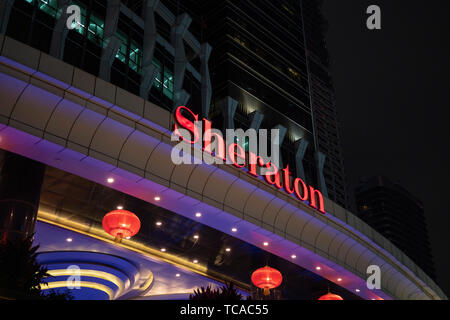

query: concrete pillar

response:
[171,13,191,110]
[49,0,71,59]
[0,0,14,34]
[315,151,329,198]
[0,151,45,244]
[200,43,212,118]
[140,0,160,98]
[99,0,122,81]
[249,111,264,131]
[272,124,287,169]
[294,138,309,181]
[219,96,238,131]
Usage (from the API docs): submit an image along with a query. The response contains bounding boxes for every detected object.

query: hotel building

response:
[0,0,446,300]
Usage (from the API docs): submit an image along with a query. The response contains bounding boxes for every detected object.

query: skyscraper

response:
[355,176,436,280]
[162,0,350,208]
[1,0,444,300]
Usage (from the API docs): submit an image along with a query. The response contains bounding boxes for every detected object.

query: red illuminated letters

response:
[173,106,326,214]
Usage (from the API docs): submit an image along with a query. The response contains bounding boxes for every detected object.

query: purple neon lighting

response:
[0,74,390,300]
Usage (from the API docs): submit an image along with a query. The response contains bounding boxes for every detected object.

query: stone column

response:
[140,0,160,98]
[99,0,122,81]
[219,96,238,131]
[294,138,309,181]
[315,151,329,198]
[0,0,14,34]
[200,43,212,118]
[0,151,45,244]
[49,0,71,59]
[171,13,191,110]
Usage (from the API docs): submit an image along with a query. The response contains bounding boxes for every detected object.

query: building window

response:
[114,31,143,74]
[25,0,58,18]
[87,13,104,46]
[153,58,174,100]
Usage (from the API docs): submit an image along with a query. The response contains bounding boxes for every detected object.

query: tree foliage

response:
[189,282,246,300]
[0,236,72,300]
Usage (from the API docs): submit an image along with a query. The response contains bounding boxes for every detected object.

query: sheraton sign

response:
[172,106,325,214]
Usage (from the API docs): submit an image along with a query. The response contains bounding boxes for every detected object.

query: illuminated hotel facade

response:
[0,0,446,300]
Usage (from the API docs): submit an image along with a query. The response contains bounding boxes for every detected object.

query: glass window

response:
[129,41,142,73]
[151,58,173,100]
[153,59,163,89]
[115,31,128,64]
[163,69,173,99]
[87,14,104,46]
[38,0,58,18]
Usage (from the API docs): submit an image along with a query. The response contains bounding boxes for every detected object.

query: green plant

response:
[0,236,72,300]
[189,282,244,301]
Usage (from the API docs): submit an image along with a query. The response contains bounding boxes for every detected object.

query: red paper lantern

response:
[318,292,343,300]
[251,266,283,296]
[102,210,140,242]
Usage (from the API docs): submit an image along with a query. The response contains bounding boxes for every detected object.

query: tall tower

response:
[355,176,436,280]
[163,0,350,208]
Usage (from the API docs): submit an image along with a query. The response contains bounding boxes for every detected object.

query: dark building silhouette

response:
[355,176,436,279]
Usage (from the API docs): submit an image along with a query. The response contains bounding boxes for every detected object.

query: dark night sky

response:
[321,0,450,296]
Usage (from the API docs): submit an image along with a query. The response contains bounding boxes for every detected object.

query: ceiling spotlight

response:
[231,227,237,232]
[156,221,162,226]
[193,259,198,264]
[161,248,166,252]
[337,278,343,282]
[316,266,322,271]
[193,235,199,240]
[117,206,124,210]
[263,242,269,247]
[107,177,114,184]
[291,254,297,259]
[356,289,361,293]
[225,248,231,252]
[175,273,181,277]
[66,238,73,242]
[154,196,161,201]
[195,212,202,218]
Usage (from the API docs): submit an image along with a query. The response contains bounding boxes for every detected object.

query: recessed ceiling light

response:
[195,212,202,218]
[337,278,343,282]
[225,248,231,252]
[355,289,360,292]
[291,254,297,259]
[193,235,199,240]
[66,238,73,242]
[117,206,124,210]
[175,273,180,277]
[156,221,162,226]
[122,223,127,227]
[316,266,322,271]
[193,259,198,264]
[263,242,269,246]
[107,177,114,184]
[154,196,161,201]
[231,228,237,232]
[161,248,166,252]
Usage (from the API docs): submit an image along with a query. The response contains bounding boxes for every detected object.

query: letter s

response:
[174,106,200,144]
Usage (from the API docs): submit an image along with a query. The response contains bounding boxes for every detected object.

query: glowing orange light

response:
[251,266,283,296]
[102,210,141,242]
[318,293,343,300]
